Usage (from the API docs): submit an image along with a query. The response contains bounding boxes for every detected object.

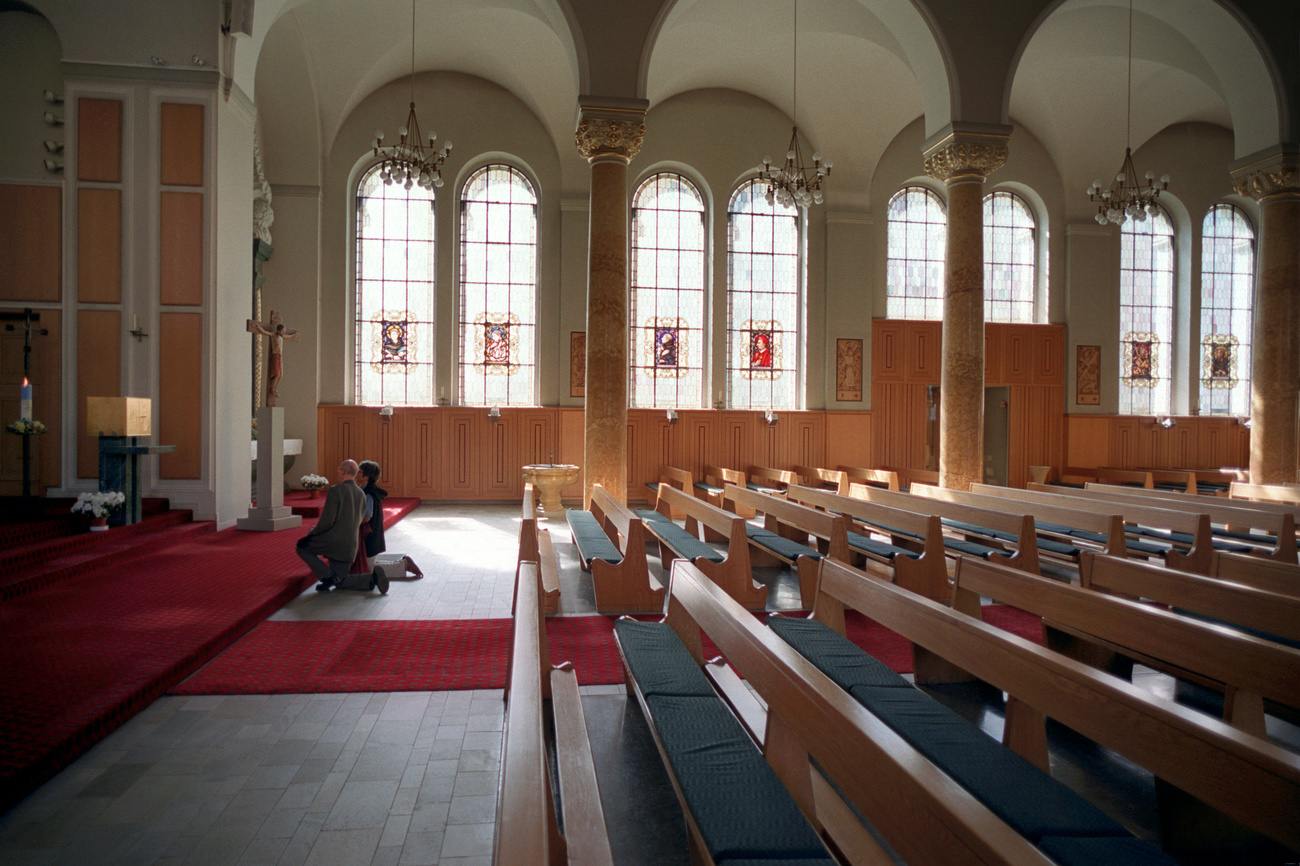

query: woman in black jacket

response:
[358,460,388,568]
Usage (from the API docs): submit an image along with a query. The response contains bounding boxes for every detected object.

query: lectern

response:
[87,397,175,526]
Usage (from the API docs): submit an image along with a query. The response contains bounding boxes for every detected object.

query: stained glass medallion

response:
[1202,333,1238,389]
[655,326,679,369]
[1122,332,1158,387]
[381,319,408,365]
[369,310,419,373]
[741,321,782,380]
[472,313,519,373]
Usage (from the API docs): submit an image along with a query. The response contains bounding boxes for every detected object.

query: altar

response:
[87,397,175,526]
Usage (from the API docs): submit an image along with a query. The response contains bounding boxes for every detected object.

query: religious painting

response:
[1075,344,1101,405]
[835,338,863,402]
[1201,333,1239,389]
[1121,332,1159,389]
[570,331,585,398]
[750,330,773,370]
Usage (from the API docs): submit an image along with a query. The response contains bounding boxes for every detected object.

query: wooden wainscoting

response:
[1066,414,1249,473]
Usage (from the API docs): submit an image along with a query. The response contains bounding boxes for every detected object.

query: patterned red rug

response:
[0,498,418,814]
[169,604,1043,695]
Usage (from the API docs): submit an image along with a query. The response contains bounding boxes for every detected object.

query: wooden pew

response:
[949,555,1300,738]
[566,484,665,614]
[838,465,901,491]
[890,466,939,491]
[637,483,767,609]
[847,483,1043,576]
[1211,550,1300,598]
[1232,481,1300,506]
[518,484,560,614]
[724,484,850,607]
[643,465,695,516]
[617,560,1073,865]
[972,483,1217,573]
[747,465,798,495]
[495,559,613,865]
[1080,551,1300,647]
[1096,467,1157,489]
[1078,482,1297,564]
[794,465,850,494]
[782,484,953,602]
[811,557,1300,853]
[695,465,751,516]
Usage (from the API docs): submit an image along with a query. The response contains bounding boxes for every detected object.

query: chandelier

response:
[372,0,451,190]
[1088,0,1168,225]
[757,0,831,208]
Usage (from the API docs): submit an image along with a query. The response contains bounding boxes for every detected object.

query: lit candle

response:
[20,377,32,422]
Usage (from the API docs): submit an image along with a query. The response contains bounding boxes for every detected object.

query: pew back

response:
[1231,481,1300,506]
[795,465,849,494]
[838,466,901,491]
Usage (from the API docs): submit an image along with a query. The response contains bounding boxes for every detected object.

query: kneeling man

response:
[296,459,388,594]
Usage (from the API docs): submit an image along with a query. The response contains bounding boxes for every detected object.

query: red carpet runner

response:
[0,498,418,814]
[170,605,1043,695]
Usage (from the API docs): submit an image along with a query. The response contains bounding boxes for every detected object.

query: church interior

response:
[1,0,1299,864]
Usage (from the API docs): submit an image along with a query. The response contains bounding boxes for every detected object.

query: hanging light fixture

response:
[372,0,451,191]
[756,0,831,209]
[1088,0,1168,225]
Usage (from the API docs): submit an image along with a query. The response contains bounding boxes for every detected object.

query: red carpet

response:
[170,605,1043,695]
[0,497,418,814]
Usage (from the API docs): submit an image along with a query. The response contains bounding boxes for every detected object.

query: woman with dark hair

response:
[358,460,388,568]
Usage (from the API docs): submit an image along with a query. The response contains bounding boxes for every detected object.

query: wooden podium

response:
[88,397,175,526]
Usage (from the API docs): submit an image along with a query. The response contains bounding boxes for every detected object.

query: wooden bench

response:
[636,483,767,609]
[1096,467,1157,488]
[518,484,560,614]
[724,484,850,607]
[949,555,1300,738]
[494,559,612,865]
[848,484,1044,576]
[615,560,1083,865]
[747,465,797,495]
[694,465,750,516]
[806,557,1300,854]
[838,465,901,491]
[782,484,953,602]
[566,484,665,614]
[1231,481,1300,506]
[794,465,849,494]
[1079,482,1298,564]
[643,465,694,516]
[1211,550,1300,598]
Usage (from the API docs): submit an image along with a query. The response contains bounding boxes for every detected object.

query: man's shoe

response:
[315,580,334,592]
[374,567,389,595]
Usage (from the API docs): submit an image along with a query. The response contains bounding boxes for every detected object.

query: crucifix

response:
[246,310,299,407]
[3,308,49,502]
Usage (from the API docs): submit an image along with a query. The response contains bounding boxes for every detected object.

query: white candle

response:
[132,313,139,332]
[20,377,32,422]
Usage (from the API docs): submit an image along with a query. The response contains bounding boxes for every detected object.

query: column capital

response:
[1230,144,1300,203]
[575,104,647,164]
[922,126,1009,184]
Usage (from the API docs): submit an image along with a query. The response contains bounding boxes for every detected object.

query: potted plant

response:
[301,473,330,498]
[72,490,126,531]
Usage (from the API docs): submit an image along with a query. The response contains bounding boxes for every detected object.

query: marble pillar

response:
[1232,146,1300,483]
[924,130,1008,490]
[575,103,646,504]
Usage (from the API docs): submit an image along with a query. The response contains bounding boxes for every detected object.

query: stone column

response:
[575,103,645,504]
[923,129,1008,490]
[1231,145,1300,483]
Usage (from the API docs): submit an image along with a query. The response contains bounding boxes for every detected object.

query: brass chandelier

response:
[1088,0,1168,225]
[372,0,452,190]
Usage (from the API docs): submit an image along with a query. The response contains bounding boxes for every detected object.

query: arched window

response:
[354,163,436,405]
[1199,204,1255,416]
[886,186,946,319]
[630,173,706,408]
[983,190,1036,323]
[726,179,800,410]
[458,165,537,406]
[1119,207,1174,415]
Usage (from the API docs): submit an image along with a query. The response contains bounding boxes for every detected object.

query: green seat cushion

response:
[746,525,820,561]
[1037,834,1179,866]
[566,509,622,563]
[846,531,915,561]
[768,615,910,690]
[694,482,724,495]
[644,695,832,863]
[613,619,716,698]
[635,510,726,563]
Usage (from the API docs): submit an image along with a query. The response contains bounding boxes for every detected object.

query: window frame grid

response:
[1198,203,1255,416]
[983,190,1036,324]
[886,186,947,320]
[1118,207,1175,416]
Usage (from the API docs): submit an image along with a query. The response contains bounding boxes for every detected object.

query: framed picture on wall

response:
[836,338,863,402]
[570,331,585,398]
[1076,344,1101,405]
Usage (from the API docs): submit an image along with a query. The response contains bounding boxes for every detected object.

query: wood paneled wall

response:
[0,185,62,302]
[0,309,62,495]
[1066,414,1249,472]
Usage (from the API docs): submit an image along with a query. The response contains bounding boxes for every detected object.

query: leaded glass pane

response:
[983,191,1035,323]
[887,187,946,319]
[1118,209,1173,415]
[1199,204,1255,416]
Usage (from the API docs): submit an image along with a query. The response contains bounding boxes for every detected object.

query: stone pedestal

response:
[523,464,581,516]
[238,406,302,531]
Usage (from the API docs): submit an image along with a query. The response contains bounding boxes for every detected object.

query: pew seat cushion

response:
[1036,521,1168,557]
[864,520,999,559]
[694,481,724,496]
[747,482,786,495]
[1170,608,1300,651]
[567,509,622,564]
[635,510,727,563]
[847,684,1130,843]
[1037,834,1179,866]
[643,695,832,863]
[943,518,1080,557]
[1131,526,1254,554]
[846,531,916,561]
[767,615,910,690]
[614,619,718,698]
[745,524,820,561]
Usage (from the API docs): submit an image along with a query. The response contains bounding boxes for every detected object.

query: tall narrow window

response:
[631,174,706,408]
[355,163,436,405]
[1119,208,1174,415]
[886,186,946,319]
[459,165,537,406]
[983,190,1036,323]
[726,179,800,409]
[1199,204,1255,416]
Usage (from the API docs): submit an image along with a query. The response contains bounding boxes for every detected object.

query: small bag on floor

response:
[374,553,423,580]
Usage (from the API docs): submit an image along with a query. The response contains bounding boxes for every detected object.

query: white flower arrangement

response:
[301,473,330,491]
[72,490,126,519]
[6,419,46,435]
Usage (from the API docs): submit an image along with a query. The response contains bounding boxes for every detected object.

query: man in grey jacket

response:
[296,459,386,593]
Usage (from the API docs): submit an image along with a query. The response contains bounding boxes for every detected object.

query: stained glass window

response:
[983,190,1035,323]
[459,165,536,406]
[355,163,436,405]
[726,179,800,409]
[1199,204,1255,416]
[630,174,706,408]
[886,187,946,319]
[1119,207,1174,415]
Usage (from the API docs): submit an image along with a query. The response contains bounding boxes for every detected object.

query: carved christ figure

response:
[247,310,300,407]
